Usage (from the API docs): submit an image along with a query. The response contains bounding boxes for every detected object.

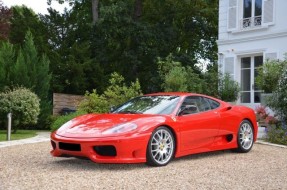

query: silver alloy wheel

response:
[239,122,253,150]
[150,129,174,165]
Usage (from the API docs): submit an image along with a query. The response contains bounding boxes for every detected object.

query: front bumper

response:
[50,132,151,164]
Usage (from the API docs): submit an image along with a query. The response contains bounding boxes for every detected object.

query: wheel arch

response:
[242,118,257,141]
[158,124,179,157]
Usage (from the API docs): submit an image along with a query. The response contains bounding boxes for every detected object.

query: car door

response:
[177,96,221,151]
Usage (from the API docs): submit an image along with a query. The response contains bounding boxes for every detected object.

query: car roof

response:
[145,92,225,104]
[145,92,205,97]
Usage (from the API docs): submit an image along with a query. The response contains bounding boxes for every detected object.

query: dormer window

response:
[242,0,262,29]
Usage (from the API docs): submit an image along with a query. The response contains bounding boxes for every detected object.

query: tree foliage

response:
[78,72,142,113]
[9,5,48,54]
[157,54,217,95]
[218,73,240,102]
[0,1,12,41]
[41,2,105,94]
[267,60,287,121]
[255,60,287,93]
[39,0,219,94]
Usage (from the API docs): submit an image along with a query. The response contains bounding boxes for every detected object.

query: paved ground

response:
[0,139,287,190]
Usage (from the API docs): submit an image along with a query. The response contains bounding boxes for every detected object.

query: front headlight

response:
[102,122,137,135]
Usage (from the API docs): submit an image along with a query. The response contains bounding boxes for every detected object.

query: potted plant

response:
[218,73,240,104]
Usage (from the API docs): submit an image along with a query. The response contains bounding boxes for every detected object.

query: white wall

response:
[218,0,287,42]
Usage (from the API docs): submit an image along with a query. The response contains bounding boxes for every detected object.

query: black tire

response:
[235,120,254,153]
[146,126,175,166]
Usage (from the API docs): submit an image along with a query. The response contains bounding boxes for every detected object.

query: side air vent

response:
[226,134,233,142]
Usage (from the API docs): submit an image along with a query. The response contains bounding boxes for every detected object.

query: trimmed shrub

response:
[0,87,40,132]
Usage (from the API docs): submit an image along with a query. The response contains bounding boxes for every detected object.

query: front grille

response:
[93,145,117,156]
[59,142,81,151]
[51,140,56,150]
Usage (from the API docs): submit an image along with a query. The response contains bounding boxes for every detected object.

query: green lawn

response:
[0,130,37,141]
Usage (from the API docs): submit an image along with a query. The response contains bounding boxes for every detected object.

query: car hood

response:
[55,113,168,138]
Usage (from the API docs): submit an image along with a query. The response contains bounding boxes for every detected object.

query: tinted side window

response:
[207,98,220,109]
[179,96,220,115]
[179,96,201,115]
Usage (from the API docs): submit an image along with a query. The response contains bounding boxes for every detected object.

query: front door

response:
[177,96,221,152]
[240,55,263,107]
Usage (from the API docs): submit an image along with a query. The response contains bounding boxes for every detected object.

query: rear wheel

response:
[146,127,175,166]
[236,120,254,153]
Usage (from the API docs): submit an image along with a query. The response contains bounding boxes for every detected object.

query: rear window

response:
[207,98,220,109]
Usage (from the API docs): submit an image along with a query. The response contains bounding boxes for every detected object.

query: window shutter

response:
[262,0,274,25]
[264,52,277,61]
[224,57,235,80]
[227,0,238,31]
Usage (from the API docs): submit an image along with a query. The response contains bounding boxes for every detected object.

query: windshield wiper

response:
[117,110,142,114]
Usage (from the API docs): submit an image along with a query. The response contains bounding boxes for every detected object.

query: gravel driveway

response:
[0,142,286,190]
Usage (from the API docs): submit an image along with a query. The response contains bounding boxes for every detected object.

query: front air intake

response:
[59,142,81,151]
[94,145,117,156]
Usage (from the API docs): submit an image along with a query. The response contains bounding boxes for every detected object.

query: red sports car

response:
[50,92,258,166]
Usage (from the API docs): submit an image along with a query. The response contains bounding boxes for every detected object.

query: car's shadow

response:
[49,149,235,171]
[50,158,147,171]
[173,149,235,163]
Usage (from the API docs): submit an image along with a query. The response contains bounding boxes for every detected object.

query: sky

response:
[2,0,70,14]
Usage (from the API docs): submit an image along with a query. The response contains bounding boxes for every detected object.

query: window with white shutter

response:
[227,0,238,31]
[264,52,277,61]
[224,57,235,80]
[262,0,274,25]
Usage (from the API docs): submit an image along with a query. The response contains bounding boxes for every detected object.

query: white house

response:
[217,0,287,109]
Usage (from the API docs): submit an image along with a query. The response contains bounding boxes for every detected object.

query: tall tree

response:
[42,1,104,94]
[0,42,15,89]
[0,31,52,128]
[43,0,218,93]
[91,0,218,92]
[9,5,49,54]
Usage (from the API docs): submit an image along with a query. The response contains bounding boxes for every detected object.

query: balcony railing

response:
[241,16,262,30]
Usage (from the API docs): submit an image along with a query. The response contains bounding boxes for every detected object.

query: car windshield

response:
[112,95,180,115]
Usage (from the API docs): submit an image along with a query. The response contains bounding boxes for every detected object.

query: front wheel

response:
[146,127,175,166]
[236,120,254,153]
